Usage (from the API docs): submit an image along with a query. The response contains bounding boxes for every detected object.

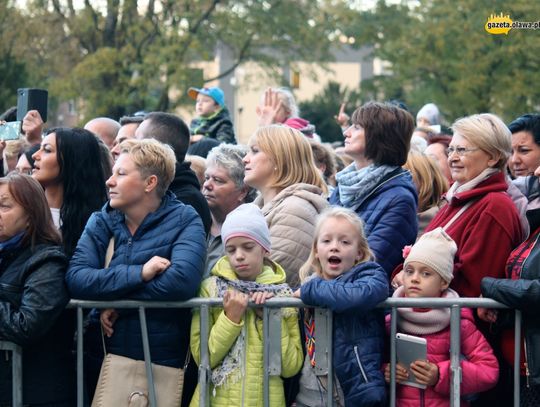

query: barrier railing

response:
[2,297,521,407]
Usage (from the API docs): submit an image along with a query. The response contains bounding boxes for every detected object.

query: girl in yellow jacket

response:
[190,203,303,407]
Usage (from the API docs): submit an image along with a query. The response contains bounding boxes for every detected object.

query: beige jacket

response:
[256,183,328,287]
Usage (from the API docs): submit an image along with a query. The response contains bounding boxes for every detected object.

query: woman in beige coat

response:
[243,125,328,288]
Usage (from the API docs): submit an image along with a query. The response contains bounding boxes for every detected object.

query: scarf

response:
[445,167,498,202]
[0,232,25,259]
[336,163,400,208]
[210,274,294,392]
[393,286,459,335]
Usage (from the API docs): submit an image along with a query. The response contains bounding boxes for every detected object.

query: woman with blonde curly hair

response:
[243,125,328,287]
[403,150,449,236]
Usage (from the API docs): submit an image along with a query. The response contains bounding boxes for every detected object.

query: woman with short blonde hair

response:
[243,125,328,287]
[66,138,206,401]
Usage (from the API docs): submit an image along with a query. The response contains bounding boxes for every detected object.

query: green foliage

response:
[351,0,540,123]
[21,0,339,122]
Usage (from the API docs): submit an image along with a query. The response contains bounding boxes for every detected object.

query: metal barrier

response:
[2,297,522,407]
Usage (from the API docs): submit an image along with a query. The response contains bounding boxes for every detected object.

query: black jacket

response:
[189,107,236,144]
[169,161,211,235]
[0,243,75,405]
[481,207,540,386]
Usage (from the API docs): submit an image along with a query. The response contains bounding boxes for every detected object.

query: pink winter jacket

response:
[385,308,499,407]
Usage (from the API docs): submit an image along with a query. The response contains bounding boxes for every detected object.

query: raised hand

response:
[22,110,44,144]
[334,102,350,128]
[256,88,285,126]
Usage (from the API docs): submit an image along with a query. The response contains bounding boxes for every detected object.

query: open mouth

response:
[328,256,342,265]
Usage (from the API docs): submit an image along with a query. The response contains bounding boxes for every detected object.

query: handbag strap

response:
[99,236,192,370]
[442,199,476,231]
[100,237,115,356]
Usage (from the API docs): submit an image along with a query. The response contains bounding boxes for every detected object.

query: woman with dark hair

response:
[329,101,418,279]
[32,127,108,256]
[0,173,74,406]
[508,113,540,179]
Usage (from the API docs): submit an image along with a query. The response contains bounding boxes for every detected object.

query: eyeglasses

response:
[446,146,479,157]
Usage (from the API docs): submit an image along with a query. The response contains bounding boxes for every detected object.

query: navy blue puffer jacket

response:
[300,261,388,407]
[66,191,206,368]
[330,168,418,278]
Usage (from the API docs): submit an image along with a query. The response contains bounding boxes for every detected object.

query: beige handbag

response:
[91,238,187,407]
[91,353,185,407]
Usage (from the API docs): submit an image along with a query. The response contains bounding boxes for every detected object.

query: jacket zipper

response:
[524,338,531,388]
[353,345,369,383]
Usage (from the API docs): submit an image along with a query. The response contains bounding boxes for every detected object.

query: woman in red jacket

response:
[394,113,523,298]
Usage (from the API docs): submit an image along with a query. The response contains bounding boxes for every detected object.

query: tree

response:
[22,0,339,122]
[343,0,540,123]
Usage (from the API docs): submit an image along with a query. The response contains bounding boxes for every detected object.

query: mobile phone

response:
[395,333,428,389]
[16,88,48,123]
[0,121,22,141]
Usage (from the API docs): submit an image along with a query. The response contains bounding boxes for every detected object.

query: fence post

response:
[199,303,210,407]
[139,307,158,407]
[263,307,282,407]
[0,340,23,407]
[449,305,461,407]
[514,310,522,407]
[389,307,398,407]
[76,307,84,407]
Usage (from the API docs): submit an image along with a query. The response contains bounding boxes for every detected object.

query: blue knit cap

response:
[187,86,225,107]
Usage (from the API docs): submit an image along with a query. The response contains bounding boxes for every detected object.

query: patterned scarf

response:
[393,286,459,335]
[210,274,294,393]
[336,163,400,208]
[304,309,316,367]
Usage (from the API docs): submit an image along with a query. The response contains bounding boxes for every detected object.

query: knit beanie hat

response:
[416,103,440,126]
[221,203,271,252]
[403,227,457,283]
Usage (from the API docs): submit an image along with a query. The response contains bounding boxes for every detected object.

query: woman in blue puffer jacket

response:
[65,139,206,402]
[329,102,418,280]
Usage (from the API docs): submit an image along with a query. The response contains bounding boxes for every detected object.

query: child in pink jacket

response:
[385,228,499,406]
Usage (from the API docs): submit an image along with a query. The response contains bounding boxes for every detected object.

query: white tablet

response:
[395,333,428,389]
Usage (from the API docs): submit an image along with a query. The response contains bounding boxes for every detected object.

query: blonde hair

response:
[451,113,511,170]
[250,125,327,194]
[119,139,176,198]
[403,151,448,212]
[299,206,372,282]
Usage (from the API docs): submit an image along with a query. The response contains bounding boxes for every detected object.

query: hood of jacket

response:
[211,255,286,285]
[259,183,327,215]
[169,161,201,191]
[102,190,181,236]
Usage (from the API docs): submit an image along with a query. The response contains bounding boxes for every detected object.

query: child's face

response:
[225,236,266,281]
[403,261,449,298]
[316,217,363,280]
[196,94,220,117]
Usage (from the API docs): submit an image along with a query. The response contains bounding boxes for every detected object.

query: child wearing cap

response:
[384,227,498,406]
[187,86,236,145]
[189,203,303,406]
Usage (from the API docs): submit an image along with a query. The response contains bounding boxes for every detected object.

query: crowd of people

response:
[0,85,539,407]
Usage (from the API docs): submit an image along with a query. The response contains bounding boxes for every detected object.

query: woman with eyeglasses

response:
[395,114,523,299]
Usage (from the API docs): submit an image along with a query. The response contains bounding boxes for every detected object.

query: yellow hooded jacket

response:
[189,256,303,407]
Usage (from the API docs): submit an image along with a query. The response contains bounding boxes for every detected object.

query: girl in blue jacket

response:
[293,206,388,407]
